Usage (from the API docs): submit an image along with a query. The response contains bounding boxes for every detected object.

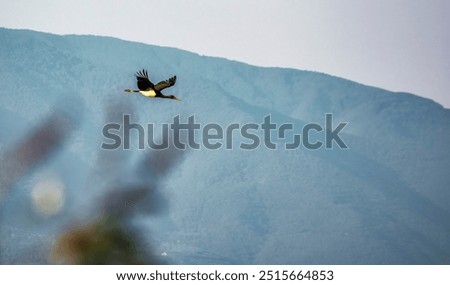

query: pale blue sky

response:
[1,0,449,107]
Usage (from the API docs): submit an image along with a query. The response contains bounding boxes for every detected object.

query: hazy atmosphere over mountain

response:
[0,28,449,264]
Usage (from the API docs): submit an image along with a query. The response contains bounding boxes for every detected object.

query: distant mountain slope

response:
[1,28,449,264]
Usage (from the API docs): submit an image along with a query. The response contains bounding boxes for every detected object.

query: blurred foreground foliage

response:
[0,99,184,264]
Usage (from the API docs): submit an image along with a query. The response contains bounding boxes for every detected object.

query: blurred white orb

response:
[31,178,65,216]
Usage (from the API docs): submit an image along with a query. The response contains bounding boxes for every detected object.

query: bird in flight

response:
[124,69,180,101]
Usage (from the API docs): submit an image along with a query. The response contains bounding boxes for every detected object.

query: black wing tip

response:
[136,69,149,79]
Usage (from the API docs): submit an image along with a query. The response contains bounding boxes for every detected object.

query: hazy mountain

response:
[1,28,449,264]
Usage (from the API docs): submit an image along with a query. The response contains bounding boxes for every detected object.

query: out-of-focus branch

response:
[0,112,74,202]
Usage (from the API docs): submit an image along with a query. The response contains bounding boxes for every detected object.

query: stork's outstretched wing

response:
[154,76,176,91]
[135,69,154,91]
